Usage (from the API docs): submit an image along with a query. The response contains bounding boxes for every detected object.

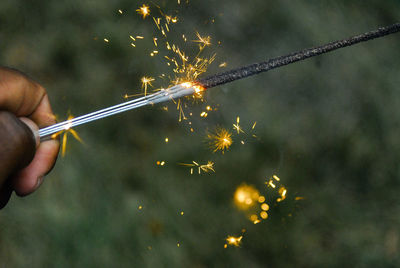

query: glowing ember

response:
[225,235,243,247]
[208,128,233,153]
[136,4,150,19]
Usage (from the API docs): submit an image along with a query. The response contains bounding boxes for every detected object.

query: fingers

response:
[0,67,46,117]
[0,112,37,206]
[0,112,37,181]
[0,66,60,208]
[13,139,59,196]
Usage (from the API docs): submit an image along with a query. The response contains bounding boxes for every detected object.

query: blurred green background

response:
[1,0,400,267]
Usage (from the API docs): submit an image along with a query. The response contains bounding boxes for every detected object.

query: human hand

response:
[0,67,59,209]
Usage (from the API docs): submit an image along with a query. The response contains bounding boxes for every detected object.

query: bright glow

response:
[207,128,233,153]
[136,4,150,19]
[233,184,260,210]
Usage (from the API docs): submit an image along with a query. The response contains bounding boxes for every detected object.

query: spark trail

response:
[39,23,400,141]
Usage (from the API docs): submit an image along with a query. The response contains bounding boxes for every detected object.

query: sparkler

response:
[39,23,400,141]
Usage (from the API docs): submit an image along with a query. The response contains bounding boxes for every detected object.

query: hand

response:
[0,67,60,209]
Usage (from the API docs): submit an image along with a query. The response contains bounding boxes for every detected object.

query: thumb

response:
[0,111,37,188]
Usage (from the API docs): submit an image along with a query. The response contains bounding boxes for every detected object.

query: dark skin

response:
[0,67,60,209]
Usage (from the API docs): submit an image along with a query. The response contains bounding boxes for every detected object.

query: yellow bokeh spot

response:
[234,184,260,210]
[260,211,268,219]
[261,203,269,211]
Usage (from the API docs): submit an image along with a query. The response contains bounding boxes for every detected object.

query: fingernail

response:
[36,176,44,189]
[19,117,40,147]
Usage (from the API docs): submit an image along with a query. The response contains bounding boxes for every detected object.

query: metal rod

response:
[39,23,400,142]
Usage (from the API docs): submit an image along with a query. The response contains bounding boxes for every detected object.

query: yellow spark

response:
[200,161,215,173]
[252,121,257,130]
[138,205,143,210]
[136,36,144,39]
[153,17,161,29]
[104,38,109,43]
[233,184,260,210]
[258,195,265,203]
[130,43,136,47]
[52,114,83,157]
[233,116,244,134]
[200,111,208,117]
[277,186,287,202]
[179,161,215,174]
[153,37,158,46]
[250,214,261,224]
[219,62,227,68]
[273,175,280,181]
[165,137,169,143]
[225,236,243,247]
[141,76,155,96]
[295,196,305,201]
[207,127,233,153]
[156,160,165,166]
[136,4,150,19]
[206,105,212,111]
[180,211,184,215]
[118,9,123,14]
[177,243,180,247]
[129,35,136,41]
[165,15,178,24]
[193,32,211,49]
[266,179,276,188]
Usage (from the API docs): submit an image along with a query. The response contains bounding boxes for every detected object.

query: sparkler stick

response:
[197,23,400,88]
[39,23,400,142]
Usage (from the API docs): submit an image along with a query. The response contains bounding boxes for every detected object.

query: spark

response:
[225,236,243,248]
[258,196,265,203]
[266,179,276,188]
[165,137,169,143]
[104,38,109,43]
[207,127,233,153]
[219,62,227,68]
[233,116,244,134]
[51,114,83,157]
[193,32,211,50]
[141,76,155,96]
[136,4,150,19]
[250,214,261,224]
[138,205,143,210]
[277,186,287,202]
[180,161,215,174]
[295,196,305,201]
[273,175,280,181]
[233,184,260,210]
[156,160,165,166]
[118,9,123,14]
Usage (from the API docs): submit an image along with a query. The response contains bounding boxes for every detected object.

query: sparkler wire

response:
[197,23,400,88]
[39,23,400,141]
